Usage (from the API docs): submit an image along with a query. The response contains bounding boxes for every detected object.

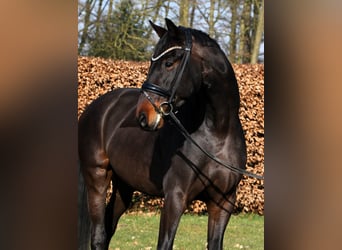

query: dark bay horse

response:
[78,18,246,250]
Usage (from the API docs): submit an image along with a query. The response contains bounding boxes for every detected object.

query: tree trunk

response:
[208,0,215,37]
[106,0,113,26]
[147,0,163,39]
[228,0,238,63]
[179,0,189,26]
[151,0,163,23]
[251,0,264,63]
[78,0,93,55]
[164,0,171,19]
[238,0,252,63]
[189,0,196,28]
[95,0,103,37]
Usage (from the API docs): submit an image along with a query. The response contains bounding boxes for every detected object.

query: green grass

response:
[109,213,263,249]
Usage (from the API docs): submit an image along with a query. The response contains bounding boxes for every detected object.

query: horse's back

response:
[79,88,139,123]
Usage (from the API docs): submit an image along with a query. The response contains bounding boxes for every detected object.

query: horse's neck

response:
[203,66,240,136]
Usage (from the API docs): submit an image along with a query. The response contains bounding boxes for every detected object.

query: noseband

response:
[141,28,192,115]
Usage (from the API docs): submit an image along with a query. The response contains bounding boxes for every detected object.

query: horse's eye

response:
[165,61,173,68]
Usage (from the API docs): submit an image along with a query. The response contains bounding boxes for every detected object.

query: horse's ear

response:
[149,20,167,38]
[165,18,180,37]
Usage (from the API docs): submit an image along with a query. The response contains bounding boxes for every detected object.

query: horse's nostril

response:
[138,113,148,128]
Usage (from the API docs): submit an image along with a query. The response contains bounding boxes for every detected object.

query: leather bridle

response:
[141,28,192,116]
[140,28,264,180]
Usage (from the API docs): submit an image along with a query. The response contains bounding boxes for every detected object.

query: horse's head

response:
[136,19,202,131]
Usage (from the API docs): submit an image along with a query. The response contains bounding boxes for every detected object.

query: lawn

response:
[109,213,263,249]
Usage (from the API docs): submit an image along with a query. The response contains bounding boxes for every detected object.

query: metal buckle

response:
[159,102,173,116]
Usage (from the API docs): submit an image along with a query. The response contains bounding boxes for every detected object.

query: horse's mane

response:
[180,26,239,108]
[182,27,220,49]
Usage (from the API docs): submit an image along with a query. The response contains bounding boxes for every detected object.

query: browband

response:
[151,46,183,62]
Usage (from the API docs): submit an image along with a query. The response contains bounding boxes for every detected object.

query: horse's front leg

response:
[157,187,188,250]
[206,192,236,250]
[82,162,112,250]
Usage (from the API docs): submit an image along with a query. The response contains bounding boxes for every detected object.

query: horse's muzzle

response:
[137,111,163,131]
[136,97,164,131]
[138,112,148,129]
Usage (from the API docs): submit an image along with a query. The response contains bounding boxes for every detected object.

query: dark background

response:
[0,1,341,249]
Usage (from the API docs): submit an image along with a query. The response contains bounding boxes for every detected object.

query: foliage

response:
[78,0,264,63]
[86,0,150,60]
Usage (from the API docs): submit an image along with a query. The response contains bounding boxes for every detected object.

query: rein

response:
[168,112,264,180]
[141,28,264,181]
